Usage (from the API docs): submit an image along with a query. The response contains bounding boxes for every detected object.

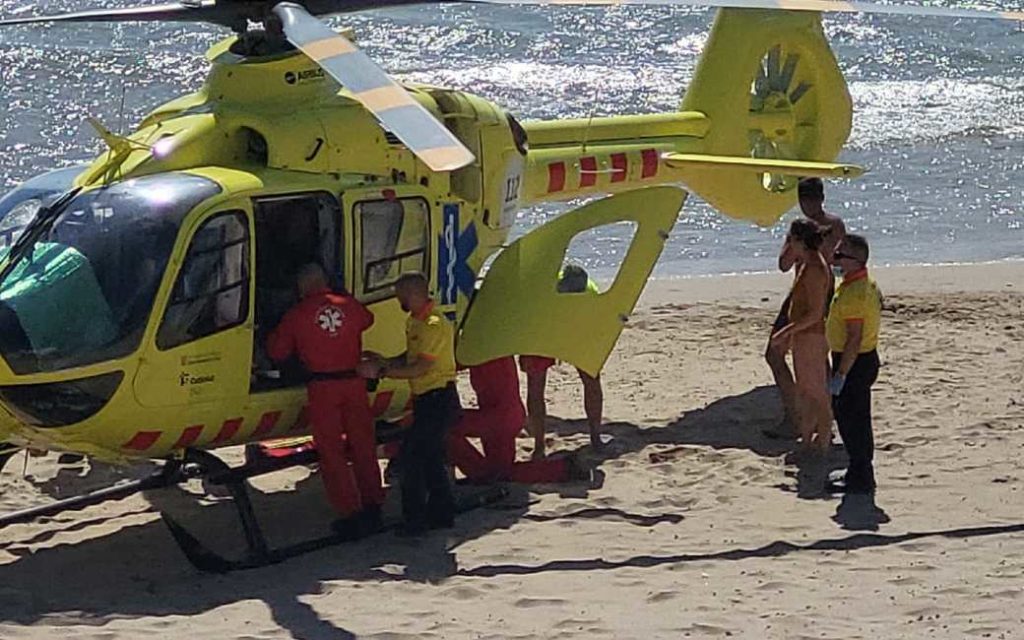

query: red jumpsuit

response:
[448,357,568,483]
[267,288,384,517]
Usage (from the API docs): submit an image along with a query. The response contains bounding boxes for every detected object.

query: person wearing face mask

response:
[826,234,883,495]
[362,272,458,537]
[770,219,833,457]
[765,178,846,437]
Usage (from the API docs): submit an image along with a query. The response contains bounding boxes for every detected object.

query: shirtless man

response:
[765,178,845,436]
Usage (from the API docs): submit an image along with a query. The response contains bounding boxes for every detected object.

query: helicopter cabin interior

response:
[248,185,431,392]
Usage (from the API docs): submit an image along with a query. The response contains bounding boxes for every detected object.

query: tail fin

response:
[680,9,852,225]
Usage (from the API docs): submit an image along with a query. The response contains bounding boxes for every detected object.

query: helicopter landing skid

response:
[161,447,510,573]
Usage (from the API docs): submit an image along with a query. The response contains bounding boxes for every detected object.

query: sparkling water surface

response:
[0,0,1021,277]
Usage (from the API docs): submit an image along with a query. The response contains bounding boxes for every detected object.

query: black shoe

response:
[394,522,428,538]
[426,513,455,530]
[331,516,364,541]
[359,505,384,534]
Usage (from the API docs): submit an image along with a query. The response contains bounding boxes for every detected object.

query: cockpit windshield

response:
[0,173,222,374]
[0,166,85,251]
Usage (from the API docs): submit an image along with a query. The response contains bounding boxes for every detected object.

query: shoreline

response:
[638,259,1024,309]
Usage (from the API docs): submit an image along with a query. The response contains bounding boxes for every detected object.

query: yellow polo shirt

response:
[827,269,882,353]
[406,301,456,395]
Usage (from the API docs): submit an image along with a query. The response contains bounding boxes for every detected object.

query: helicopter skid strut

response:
[0,445,508,573]
[163,447,510,573]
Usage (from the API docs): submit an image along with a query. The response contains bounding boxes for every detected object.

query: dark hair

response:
[788,218,829,251]
[844,233,870,262]
[798,177,824,200]
[557,264,590,293]
[396,271,428,291]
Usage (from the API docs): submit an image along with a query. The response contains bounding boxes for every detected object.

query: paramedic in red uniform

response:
[267,263,384,538]
[448,356,574,484]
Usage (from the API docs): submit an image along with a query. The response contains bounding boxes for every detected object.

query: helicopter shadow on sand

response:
[0,453,629,637]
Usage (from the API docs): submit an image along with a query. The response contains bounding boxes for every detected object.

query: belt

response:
[309,369,359,382]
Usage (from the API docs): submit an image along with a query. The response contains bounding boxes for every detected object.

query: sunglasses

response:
[833,251,860,261]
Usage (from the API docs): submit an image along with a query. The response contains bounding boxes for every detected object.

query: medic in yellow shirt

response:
[826,234,882,495]
[369,272,459,536]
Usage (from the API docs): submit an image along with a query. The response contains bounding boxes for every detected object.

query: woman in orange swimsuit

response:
[770,219,833,453]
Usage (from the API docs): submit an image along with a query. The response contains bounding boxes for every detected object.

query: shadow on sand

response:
[455,520,1024,579]
[0,384,912,634]
[549,383,846,499]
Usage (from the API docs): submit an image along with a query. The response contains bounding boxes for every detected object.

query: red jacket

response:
[267,288,374,373]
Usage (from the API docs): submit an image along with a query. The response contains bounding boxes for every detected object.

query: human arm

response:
[770,266,828,346]
[829,320,863,395]
[380,354,434,380]
[836,321,863,377]
[778,237,797,273]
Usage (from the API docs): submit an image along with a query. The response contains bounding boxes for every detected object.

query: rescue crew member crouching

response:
[450,357,584,484]
[266,263,384,540]
[366,272,459,537]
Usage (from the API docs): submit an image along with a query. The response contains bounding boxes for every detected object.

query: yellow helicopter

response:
[0,0,1018,569]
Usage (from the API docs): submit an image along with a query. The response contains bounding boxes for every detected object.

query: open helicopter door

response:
[457,187,685,377]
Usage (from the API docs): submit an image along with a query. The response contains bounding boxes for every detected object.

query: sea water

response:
[0,0,1020,277]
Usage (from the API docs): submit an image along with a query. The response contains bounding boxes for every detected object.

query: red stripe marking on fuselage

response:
[173,425,204,449]
[611,153,628,182]
[547,162,566,193]
[123,431,162,451]
[579,156,598,187]
[641,149,659,178]
[252,411,282,439]
[212,418,243,445]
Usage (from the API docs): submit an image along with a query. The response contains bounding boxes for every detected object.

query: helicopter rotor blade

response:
[466,0,1024,23]
[273,2,475,172]
[0,0,250,31]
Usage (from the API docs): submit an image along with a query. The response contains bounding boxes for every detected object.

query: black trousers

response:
[400,383,459,528]
[831,350,880,493]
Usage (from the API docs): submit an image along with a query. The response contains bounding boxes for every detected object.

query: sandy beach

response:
[0,260,1021,639]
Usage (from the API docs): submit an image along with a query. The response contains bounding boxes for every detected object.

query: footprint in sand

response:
[514,597,568,608]
[646,590,678,603]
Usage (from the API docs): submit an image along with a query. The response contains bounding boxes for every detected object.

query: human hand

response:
[829,373,846,396]
[356,360,382,379]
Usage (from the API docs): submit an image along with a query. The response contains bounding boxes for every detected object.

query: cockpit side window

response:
[356,197,429,301]
[157,211,250,350]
